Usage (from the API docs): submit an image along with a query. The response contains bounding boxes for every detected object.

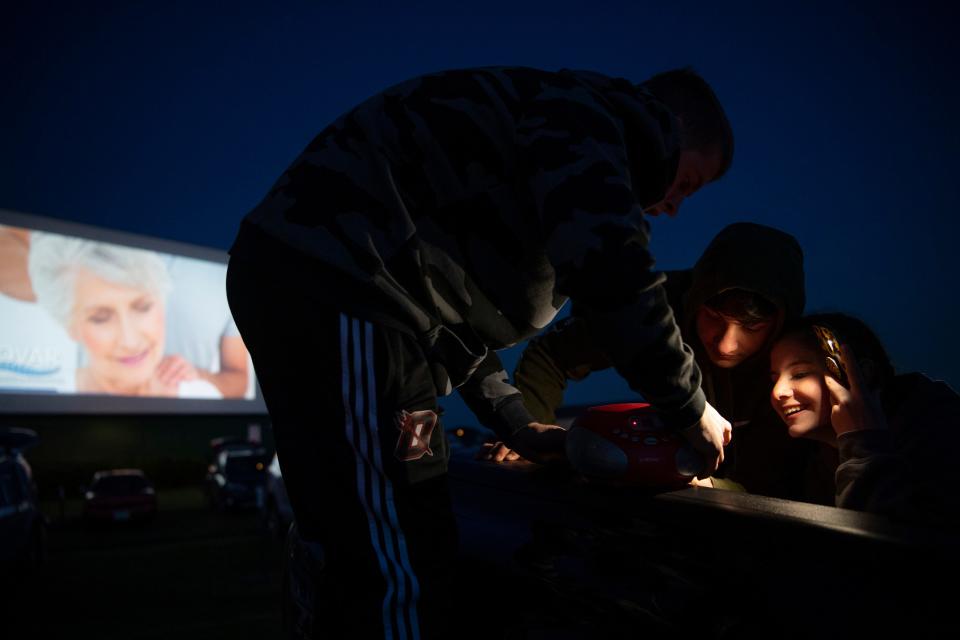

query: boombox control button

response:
[613,429,622,435]
[630,436,641,443]
[644,436,658,445]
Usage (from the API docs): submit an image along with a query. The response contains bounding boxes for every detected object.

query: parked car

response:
[205,444,268,512]
[82,469,157,523]
[0,427,45,572]
[261,453,293,538]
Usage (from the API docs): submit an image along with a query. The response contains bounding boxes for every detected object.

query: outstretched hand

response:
[476,422,567,466]
[476,441,522,462]
[822,344,887,436]
[679,401,731,477]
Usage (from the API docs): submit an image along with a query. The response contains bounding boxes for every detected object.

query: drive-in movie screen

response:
[0,213,262,414]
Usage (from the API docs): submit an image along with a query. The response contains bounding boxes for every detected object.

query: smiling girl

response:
[769,313,960,527]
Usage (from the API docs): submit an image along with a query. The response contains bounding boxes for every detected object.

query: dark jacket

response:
[514,222,831,498]
[230,66,707,438]
[836,373,960,528]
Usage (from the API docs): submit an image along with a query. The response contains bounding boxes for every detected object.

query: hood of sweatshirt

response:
[683,222,806,335]
[682,222,806,363]
[564,69,683,208]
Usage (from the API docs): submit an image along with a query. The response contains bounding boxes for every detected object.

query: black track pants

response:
[227,256,458,640]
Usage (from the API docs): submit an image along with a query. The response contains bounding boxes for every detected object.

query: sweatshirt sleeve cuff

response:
[657,387,707,432]
[493,394,538,438]
[837,428,894,460]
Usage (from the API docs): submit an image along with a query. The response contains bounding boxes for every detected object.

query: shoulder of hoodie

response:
[885,372,960,442]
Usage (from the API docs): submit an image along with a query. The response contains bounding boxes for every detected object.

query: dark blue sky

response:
[3,1,958,426]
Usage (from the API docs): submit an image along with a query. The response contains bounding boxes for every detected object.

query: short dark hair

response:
[704,289,778,326]
[641,67,734,180]
[783,313,895,390]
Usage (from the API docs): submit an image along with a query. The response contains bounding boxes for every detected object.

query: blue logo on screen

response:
[0,362,61,376]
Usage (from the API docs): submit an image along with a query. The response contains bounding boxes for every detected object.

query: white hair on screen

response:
[28,232,172,329]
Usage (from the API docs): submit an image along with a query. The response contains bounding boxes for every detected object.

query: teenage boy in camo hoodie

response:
[226,66,734,638]
[494,222,834,500]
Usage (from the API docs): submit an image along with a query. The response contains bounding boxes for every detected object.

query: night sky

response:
[3,1,958,428]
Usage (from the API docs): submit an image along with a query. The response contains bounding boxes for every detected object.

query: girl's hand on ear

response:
[823,344,887,436]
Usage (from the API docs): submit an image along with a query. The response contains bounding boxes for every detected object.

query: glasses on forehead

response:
[812,324,849,388]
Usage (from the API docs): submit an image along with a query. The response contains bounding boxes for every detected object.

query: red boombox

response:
[565,403,703,488]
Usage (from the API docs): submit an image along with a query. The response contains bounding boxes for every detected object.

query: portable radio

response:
[565,402,703,487]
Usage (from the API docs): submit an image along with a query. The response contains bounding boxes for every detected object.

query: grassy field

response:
[2,486,285,639]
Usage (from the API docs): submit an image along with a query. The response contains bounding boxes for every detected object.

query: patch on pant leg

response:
[393,409,437,462]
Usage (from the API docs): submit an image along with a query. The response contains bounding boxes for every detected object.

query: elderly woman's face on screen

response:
[69,266,166,386]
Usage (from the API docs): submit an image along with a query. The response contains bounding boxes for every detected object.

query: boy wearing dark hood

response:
[502,222,827,497]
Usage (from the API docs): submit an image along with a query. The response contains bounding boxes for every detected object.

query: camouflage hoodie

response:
[230,66,704,438]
